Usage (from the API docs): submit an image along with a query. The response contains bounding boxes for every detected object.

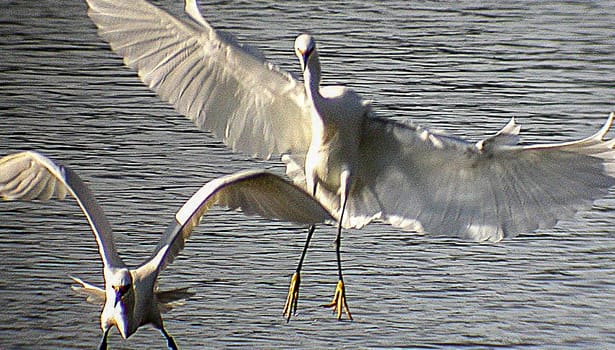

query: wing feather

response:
[0,151,125,268]
[285,114,615,242]
[85,0,312,159]
[364,115,615,241]
[145,169,333,272]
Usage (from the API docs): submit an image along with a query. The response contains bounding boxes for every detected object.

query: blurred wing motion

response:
[0,151,124,268]
[85,0,312,159]
[335,113,615,241]
[148,169,334,271]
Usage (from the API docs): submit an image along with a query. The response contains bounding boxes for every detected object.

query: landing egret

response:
[85,0,615,320]
[0,151,333,349]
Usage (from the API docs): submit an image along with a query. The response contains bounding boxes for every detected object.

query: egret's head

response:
[110,269,132,307]
[294,34,316,72]
[102,268,135,339]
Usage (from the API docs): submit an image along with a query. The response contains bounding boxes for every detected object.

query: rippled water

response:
[1,1,614,349]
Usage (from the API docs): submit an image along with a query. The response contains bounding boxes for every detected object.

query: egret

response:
[85,0,615,320]
[0,151,333,349]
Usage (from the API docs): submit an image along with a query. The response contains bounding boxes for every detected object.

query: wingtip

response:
[499,116,521,136]
[185,0,208,27]
[69,275,105,292]
[604,112,615,149]
[596,111,615,140]
[69,275,86,287]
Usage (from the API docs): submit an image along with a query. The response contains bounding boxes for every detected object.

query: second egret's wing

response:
[85,0,312,159]
[0,151,125,268]
[145,169,333,272]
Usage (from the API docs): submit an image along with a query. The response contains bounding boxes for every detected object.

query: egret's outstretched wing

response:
[287,114,615,242]
[0,151,125,268]
[85,0,312,159]
[145,169,333,272]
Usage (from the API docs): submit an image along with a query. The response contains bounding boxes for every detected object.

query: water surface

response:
[1,1,614,349]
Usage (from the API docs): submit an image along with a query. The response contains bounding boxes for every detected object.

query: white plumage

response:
[84,0,615,319]
[0,151,332,349]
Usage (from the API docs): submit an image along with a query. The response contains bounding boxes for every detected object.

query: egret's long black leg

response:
[283,183,319,321]
[322,171,353,320]
[98,328,111,350]
[160,325,178,350]
[296,225,316,273]
[283,225,316,321]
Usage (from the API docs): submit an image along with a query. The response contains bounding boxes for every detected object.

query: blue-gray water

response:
[1,1,614,349]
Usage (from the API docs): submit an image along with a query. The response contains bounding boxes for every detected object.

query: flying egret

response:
[85,0,615,321]
[0,151,333,349]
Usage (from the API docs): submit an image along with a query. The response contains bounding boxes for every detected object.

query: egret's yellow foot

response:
[283,272,300,321]
[322,279,353,320]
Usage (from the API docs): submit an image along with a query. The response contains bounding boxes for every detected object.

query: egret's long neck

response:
[303,51,323,106]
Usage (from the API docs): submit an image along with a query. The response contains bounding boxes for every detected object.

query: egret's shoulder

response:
[321,85,368,110]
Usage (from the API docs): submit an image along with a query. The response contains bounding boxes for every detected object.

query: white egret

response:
[0,151,333,349]
[85,0,615,320]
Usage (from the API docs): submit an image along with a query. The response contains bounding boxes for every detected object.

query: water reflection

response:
[0,0,614,349]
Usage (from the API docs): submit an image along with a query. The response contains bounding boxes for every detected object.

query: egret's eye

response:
[114,284,131,297]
